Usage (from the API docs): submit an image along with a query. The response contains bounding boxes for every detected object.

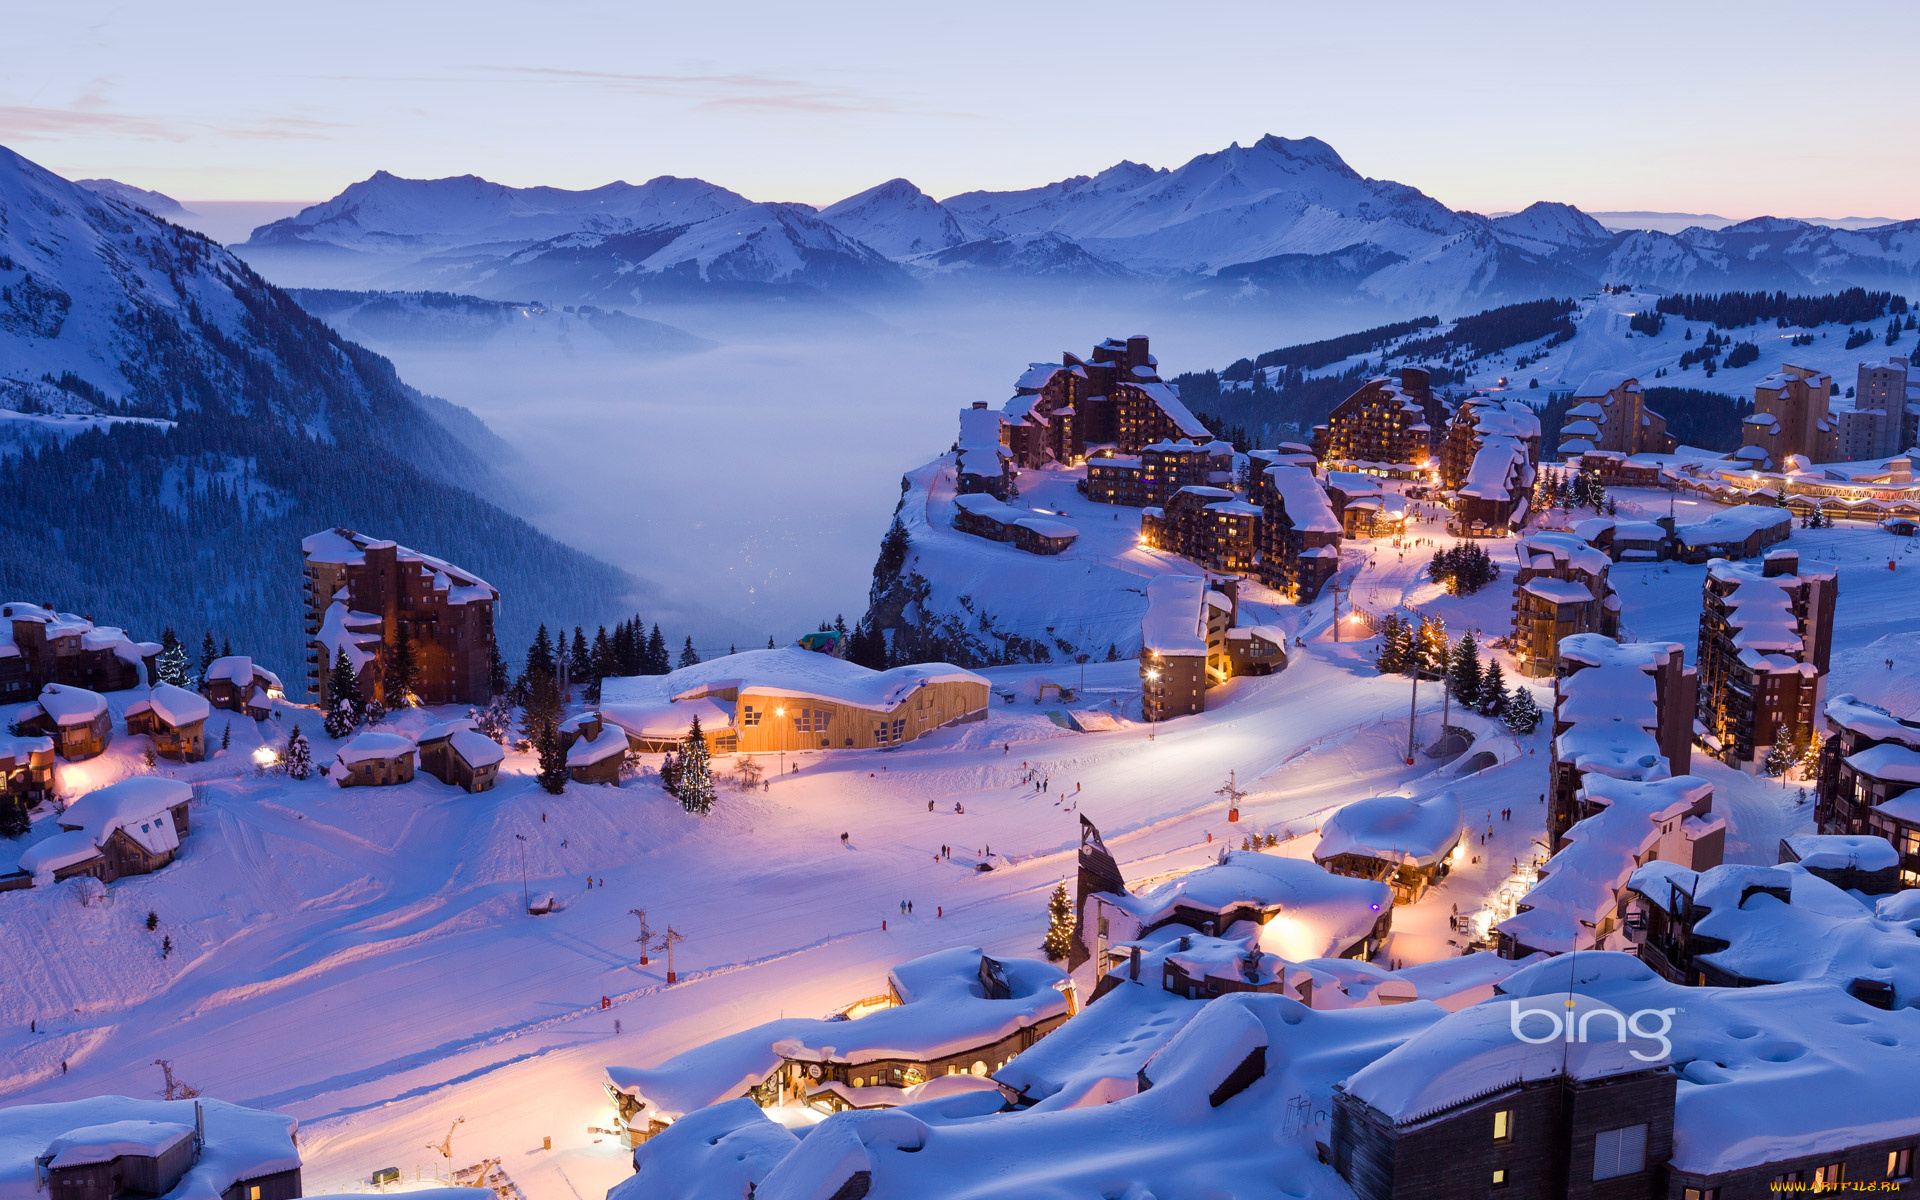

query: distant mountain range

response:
[3,147,634,679]
[217,135,1920,316]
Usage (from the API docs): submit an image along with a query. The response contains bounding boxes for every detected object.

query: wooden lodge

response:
[17,777,194,886]
[16,683,114,761]
[564,719,630,785]
[125,683,212,762]
[329,732,416,787]
[416,719,504,792]
[0,735,55,807]
[0,601,158,702]
[203,656,283,717]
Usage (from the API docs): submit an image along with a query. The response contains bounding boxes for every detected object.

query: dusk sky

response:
[10,0,1916,219]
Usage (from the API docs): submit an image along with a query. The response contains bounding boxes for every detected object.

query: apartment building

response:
[1696,549,1838,770]
[1738,364,1839,469]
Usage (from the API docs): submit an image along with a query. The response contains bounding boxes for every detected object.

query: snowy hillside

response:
[287,289,709,357]
[76,177,189,217]
[0,144,634,675]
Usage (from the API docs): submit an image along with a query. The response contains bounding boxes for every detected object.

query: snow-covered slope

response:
[1490,201,1614,250]
[816,179,981,259]
[76,177,189,218]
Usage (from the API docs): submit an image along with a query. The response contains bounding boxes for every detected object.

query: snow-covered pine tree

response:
[588,626,613,704]
[157,628,189,687]
[646,625,670,674]
[324,649,363,739]
[1504,686,1542,735]
[679,637,701,669]
[1415,615,1449,678]
[1448,635,1482,709]
[1478,659,1508,717]
[1374,614,1406,674]
[676,716,715,815]
[284,725,312,780]
[220,721,231,751]
[659,749,682,797]
[199,632,218,681]
[1040,883,1075,962]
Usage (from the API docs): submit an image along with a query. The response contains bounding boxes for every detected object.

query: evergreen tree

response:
[221,638,233,658]
[1763,726,1797,777]
[157,628,189,687]
[486,635,510,698]
[324,649,363,739]
[220,720,231,751]
[570,627,590,683]
[679,637,701,669]
[0,793,28,839]
[659,748,682,797]
[1040,883,1076,962]
[1448,635,1482,709]
[199,632,218,680]
[1374,614,1407,674]
[1799,728,1826,776]
[676,716,715,815]
[525,624,557,680]
[523,667,568,795]
[383,630,419,709]
[475,694,513,744]
[284,724,312,780]
[646,624,670,674]
[611,620,636,676]
[1503,686,1543,735]
[1478,659,1508,718]
[767,635,777,649]
[1414,615,1449,678]
[588,626,613,705]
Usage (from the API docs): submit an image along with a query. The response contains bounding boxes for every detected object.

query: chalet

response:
[202,656,283,717]
[16,683,114,761]
[303,528,497,710]
[950,493,1079,555]
[1816,692,1920,886]
[0,601,158,701]
[603,947,1069,1144]
[1324,471,1410,538]
[1314,791,1466,905]
[1070,814,1391,981]
[0,734,55,807]
[1696,550,1837,770]
[566,723,630,785]
[600,646,988,754]
[415,719,504,793]
[124,684,212,762]
[1570,514,1674,562]
[1777,833,1901,895]
[18,777,193,886]
[1669,503,1792,564]
[1497,775,1723,959]
[328,732,416,788]
[1509,532,1620,677]
[1627,859,1920,1004]
[22,1095,302,1200]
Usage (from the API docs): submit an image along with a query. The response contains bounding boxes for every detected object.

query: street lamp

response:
[1144,669,1160,741]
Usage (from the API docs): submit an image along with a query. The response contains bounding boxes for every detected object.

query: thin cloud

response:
[0,102,344,144]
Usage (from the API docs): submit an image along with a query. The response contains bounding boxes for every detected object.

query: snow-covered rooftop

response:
[603,647,988,718]
[144,683,211,728]
[0,1096,298,1200]
[1673,504,1791,547]
[565,726,629,767]
[1141,575,1207,657]
[1264,464,1341,534]
[1118,851,1391,961]
[1315,791,1465,868]
[58,777,191,861]
[335,731,416,764]
[31,683,107,726]
[301,529,496,603]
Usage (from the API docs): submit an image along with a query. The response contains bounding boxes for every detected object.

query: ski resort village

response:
[16,310,1920,1200]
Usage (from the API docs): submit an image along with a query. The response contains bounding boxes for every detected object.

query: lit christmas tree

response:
[676,715,715,815]
[1040,883,1076,962]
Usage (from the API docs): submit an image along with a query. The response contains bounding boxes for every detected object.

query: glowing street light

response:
[1144,669,1161,741]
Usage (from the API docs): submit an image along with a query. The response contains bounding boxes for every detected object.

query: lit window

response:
[1491,1169,1507,1188]
[1813,1163,1844,1187]
[1492,1109,1512,1141]
[1892,1148,1914,1179]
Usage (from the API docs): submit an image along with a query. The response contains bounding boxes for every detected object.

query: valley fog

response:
[357,299,1352,646]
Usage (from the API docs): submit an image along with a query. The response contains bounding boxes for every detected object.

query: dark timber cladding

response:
[303,528,498,708]
[1334,1068,1676,1200]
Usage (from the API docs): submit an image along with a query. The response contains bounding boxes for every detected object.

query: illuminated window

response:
[1491,1169,1507,1188]
[1891,1148,1914,1180]
[1492,1109,1512,1141]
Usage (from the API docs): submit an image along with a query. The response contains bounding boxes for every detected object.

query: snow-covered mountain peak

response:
[1491,202,1613,249]
[818,178,980,258]
[76,178,188,217]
